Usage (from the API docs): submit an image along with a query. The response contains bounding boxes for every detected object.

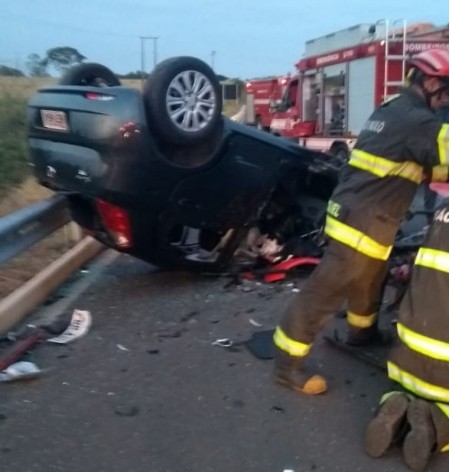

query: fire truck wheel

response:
[143,56,222,145]
[59,63,121,86]
[330,143,350,164]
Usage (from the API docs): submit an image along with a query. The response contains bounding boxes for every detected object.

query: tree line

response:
[0,46,230,81]
[0,46,142,78]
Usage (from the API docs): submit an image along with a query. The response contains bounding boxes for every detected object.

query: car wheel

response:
[144,56,222,145]
[59,63,121,86]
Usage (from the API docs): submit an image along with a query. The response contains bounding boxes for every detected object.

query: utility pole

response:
[210,50,216,70]
[140,36,159,88]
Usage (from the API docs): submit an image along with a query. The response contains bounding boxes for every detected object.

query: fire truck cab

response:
[270,20,449,161]
[244,75,290,131]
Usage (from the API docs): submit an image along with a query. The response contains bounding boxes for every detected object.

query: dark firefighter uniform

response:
[388,201,449,453]
[274,88,449,361]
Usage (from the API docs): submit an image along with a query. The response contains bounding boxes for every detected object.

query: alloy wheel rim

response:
[166,70,216,132]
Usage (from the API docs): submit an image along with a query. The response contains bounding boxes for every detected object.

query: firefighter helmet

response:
[408,48,449,78]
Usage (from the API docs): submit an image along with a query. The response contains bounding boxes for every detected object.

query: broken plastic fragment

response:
[0,361,42,382]
[249,318,263,327]
[47,309,92,344]
[212,338,233,348]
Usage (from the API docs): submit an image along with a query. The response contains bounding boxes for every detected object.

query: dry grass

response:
[0,76,57,99]
[0,177,52,217]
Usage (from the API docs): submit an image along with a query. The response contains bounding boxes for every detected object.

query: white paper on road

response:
[47,309,92,344]
[0,361,42,382]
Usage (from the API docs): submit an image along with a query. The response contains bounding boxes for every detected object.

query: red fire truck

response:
[244,75,290,130]
[269,20,448,160]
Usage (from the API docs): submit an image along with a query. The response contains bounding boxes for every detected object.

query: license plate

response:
[41,109,69,131]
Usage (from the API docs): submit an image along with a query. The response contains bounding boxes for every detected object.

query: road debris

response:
[0,327,47,372]
[47,309,92,344]
[113,404,140,417]
[0,361,42,382]
[211,338,242,352]
[243,330,275,360]
[249,318,263,327]
[212,338,234,348]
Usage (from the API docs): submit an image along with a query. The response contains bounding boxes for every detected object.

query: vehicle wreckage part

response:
[0,330,46,373]
[241,256,320,283]
[59,62,121,87]
[144,56,222,145]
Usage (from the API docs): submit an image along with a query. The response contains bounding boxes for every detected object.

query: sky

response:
[0,0,448,80]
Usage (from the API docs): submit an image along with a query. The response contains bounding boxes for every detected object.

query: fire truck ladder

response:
[381,19,407,99]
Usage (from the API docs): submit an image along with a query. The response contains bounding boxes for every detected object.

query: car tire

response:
[144,56,222,145]
[59,63,121,86]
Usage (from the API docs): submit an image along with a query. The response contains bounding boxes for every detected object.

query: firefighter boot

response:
[403,399,437,472]
[273,347,327,395]
[364,392,410,458]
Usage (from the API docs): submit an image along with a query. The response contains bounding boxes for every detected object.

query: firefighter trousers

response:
[278,238,389,347]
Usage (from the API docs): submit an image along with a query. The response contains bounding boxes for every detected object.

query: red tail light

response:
[85,92,114,101]
[95,199,132,249]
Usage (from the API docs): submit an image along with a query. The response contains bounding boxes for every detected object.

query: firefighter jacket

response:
[387,201,449,413]
[326,88,449,262]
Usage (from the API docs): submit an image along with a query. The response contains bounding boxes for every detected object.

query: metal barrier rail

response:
[0,195,104,334]
[0,194,70,265]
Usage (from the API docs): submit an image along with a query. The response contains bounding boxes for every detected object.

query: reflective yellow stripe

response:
[273,327,311,358]
[349,149,423,183]
[387,361,449,403]
[397,323,449,361]
[431,165,449,182]
[325,216,392,260]
[437,124,449,165]
[436,403,449,452]
[415,247,449,273]
[347,311,377,328]
[436,402,449,417]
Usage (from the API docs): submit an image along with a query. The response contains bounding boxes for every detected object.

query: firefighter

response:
[272,48,449,395]
[364,200,449,471]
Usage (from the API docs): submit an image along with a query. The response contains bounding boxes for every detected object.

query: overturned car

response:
[26,57,437,273]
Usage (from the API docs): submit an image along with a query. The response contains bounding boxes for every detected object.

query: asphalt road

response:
[0,253,448,472]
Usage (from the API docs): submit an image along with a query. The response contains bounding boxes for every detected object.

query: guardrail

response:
[0,195,104,334]
[0,194,70,264]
